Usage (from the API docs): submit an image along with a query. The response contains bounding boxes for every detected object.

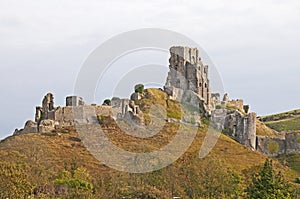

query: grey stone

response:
[164,46,211,110]
[66,96,85,106]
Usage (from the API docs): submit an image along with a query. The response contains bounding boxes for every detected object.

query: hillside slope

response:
[0,122,276,198]
[260,109,300,133]
[0,89,297,198]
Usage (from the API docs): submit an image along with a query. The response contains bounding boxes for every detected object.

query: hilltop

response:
[1,46,300,198]
[0,88,298,198]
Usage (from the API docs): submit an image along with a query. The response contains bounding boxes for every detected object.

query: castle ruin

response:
[13,46,300,157]
[164,46,211,112]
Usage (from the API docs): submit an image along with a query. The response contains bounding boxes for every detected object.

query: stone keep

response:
[165,46,211,106]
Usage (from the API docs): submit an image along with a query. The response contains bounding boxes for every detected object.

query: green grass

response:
[277,153,300,174]
[265,117,300,132]
[260,109,300,122]
[136,88,182,120]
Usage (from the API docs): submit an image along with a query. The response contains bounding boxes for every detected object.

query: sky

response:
[0,0,300,139]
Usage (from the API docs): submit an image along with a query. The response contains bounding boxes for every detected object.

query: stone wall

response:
[256,133,300,156]
[212,109,256,150]
[256,136,286,156]
[111,97,143,124]
[14,120,38,135]
[55,105,112,127]
[15,93,112,135]
[225,111,256,149]
[228,99,244,111]
[286,133,300,154]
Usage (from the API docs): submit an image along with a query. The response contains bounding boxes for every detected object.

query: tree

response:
[102,99,111,106]
[245,159,291,199]
[135,84,145,94]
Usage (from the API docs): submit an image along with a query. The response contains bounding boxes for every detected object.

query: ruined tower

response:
[165,46,211,106]
[35,93,55,122]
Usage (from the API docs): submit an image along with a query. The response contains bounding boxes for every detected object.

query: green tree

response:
[135,84,145,93]
[102,99,111,106]
[245,159,291,199]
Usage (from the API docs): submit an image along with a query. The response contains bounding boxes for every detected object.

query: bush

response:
[243,105,250,113]
[135,84,144,94]
[102,99,111,106]
[222,128,234,136]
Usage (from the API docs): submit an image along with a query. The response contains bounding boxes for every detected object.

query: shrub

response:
[222,128,234,136]
[135,84,144,94]
[243,105,250,113]
[102,99,111,106]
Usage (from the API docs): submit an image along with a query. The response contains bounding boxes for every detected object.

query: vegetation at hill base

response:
[245,159,292,199]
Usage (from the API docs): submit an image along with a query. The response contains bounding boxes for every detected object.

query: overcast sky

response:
[0,0,300,139]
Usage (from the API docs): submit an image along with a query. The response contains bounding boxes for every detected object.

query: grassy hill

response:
[256,119,280,137]
[0,122,275,198]
[260,109,300,133]
[0,88,299,198]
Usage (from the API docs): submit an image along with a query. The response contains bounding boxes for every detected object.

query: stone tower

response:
[165,46,211,106]
[35,93,55,122]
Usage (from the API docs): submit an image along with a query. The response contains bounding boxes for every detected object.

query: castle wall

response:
[285,133,300,154]
[225,111,256,149]
[213,110,256,150]
[255,133,300,156]
[55,105,112,127]
[228,99,244,111]
[244,112,257,149]
[256,136,286,156]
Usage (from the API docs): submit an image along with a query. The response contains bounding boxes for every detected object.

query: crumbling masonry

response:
[13,46,300,156]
